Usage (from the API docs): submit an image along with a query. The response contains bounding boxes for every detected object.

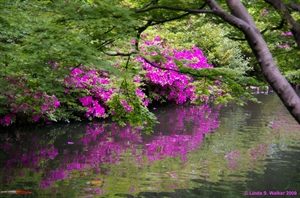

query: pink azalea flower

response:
[33,115,40,122]
[79,96,93,107]
[54,100,60,108]
[262,10,268,16]
[130,40,136,45]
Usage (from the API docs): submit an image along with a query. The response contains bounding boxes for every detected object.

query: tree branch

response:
[260,18,285,34]
[134,3,208,53]
[227,36,246,41]
[264,0,300,48]
[140,55,181,73]
[226,0,257,28]
[134,14,191,52]
[133,20,154,52]
[139,55,209,79]
[135,5,214,14]
[102,26,116,35]
[225,17,285,41]
[141,0,159,9]
[97,39,115,49]
[102,51,137,57]
[151,12,190,25]
[288,3,300,12]
[150,3,207,26]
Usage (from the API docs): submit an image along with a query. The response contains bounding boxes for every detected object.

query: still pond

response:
[0,92,300,198]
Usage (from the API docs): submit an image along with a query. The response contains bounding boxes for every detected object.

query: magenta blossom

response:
[262,10,268,16]
[281,32,293,36]
[121,99,133,112]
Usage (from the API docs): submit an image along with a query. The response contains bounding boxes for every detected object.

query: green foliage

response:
[190,22,252,75]
[284,69,300,84]
[107,79,157,134]
[178,66,260,105]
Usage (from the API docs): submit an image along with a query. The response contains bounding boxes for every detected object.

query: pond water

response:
[0,93,300,198]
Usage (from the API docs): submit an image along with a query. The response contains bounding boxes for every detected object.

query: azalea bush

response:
[0,74,61,125]
[0,33,258,128]
[134,35,225,105]
[64,66,113,119]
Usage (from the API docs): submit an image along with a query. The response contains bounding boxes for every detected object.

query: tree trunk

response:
[206,0,300,124]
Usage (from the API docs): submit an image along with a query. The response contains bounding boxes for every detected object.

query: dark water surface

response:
[0,93,300,198]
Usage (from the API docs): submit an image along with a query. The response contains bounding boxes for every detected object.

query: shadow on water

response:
[1,93,300,198]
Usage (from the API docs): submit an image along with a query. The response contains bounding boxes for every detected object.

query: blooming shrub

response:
[0,75,61,125]
[64,66,114,118]
[0,35,224,127]
[135,35,223,104]
[281,32,293,37]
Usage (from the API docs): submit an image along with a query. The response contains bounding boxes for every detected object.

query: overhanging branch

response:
[151,12,190,25]
[135,5,214,14]
[288,3,300,12]
[150,3,207,26]
[142,0,159,9]
[261,18,285,34]
[140,55,209,79]
[227,20,285,40]
[103,51,137,56]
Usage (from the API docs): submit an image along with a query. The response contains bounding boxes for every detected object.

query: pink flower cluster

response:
[64,67,114,118]
[0,76,61,125]
[34,93,61,122]
[0,114,16,126]
[136,88,149,106]
[135,36,215,104]
[277,43,290,49]
[79,96,105,117]
[281,32,293,36]
[121,99,133,112]
[262,10,268,16]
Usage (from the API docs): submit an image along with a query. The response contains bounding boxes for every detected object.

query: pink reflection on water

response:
[0,104,220,190]
[225,151,240,170]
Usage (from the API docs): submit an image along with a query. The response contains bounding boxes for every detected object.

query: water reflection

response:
[0,93,300,197]
[0,104,220,197]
